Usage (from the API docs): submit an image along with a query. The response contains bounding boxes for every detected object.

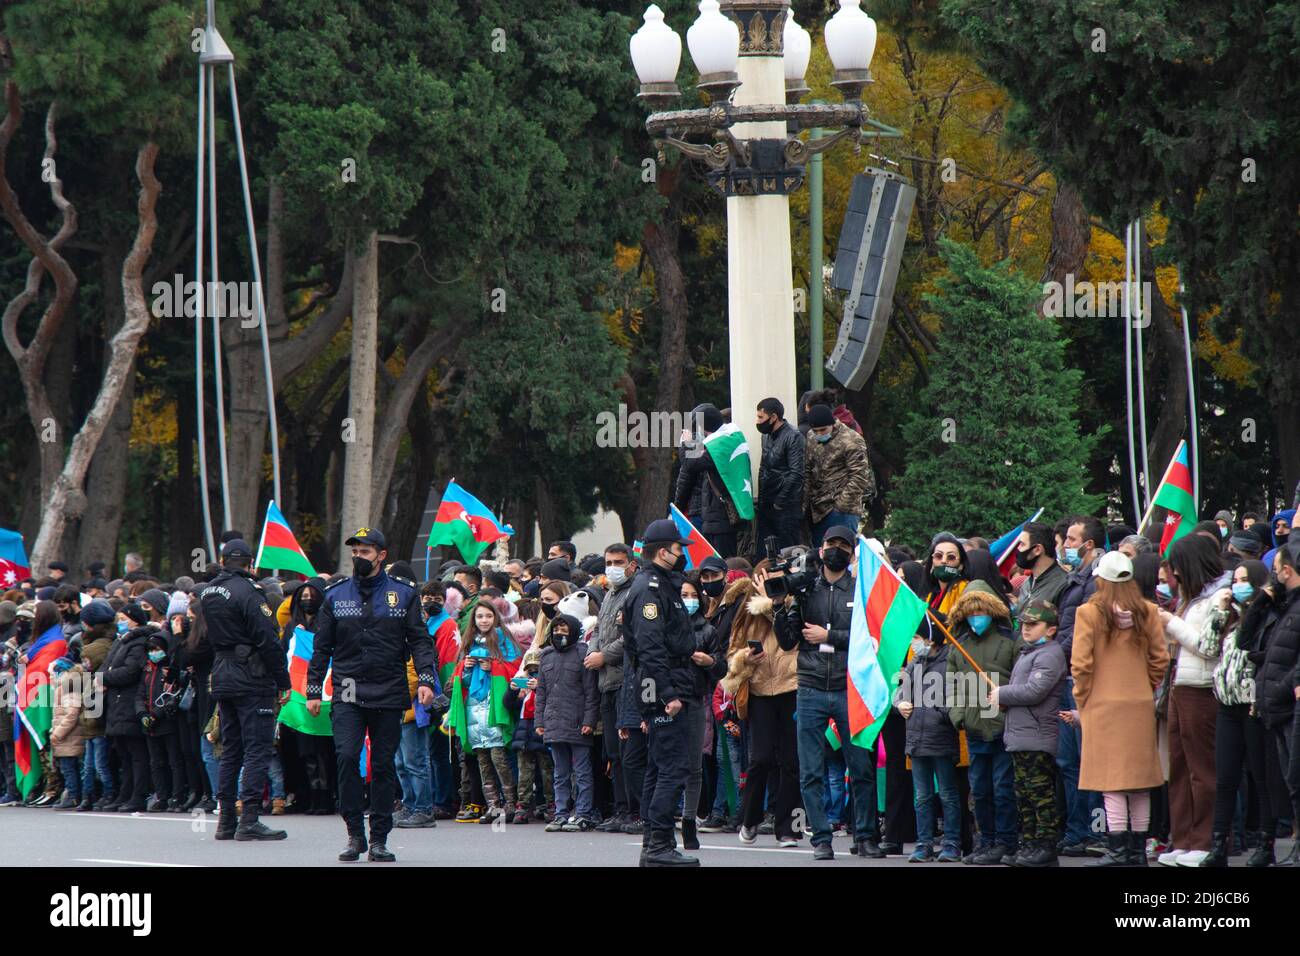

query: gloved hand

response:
[141,715,154,731]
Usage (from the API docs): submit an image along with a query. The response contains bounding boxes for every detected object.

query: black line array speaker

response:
[825,168,916,391]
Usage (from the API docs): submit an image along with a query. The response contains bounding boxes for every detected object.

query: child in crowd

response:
[537,613,600,831]
[511,646,555,823]
[991,599,1068,867]
[49,656,86,809]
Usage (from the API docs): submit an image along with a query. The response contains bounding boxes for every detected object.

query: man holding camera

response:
[622,518,700,867]
[306,527,437,863]
[774,526,883,861]
[201,539,292,842]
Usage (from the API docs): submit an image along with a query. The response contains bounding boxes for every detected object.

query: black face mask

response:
[423,600,444,616]
[300,599,320,615]
[352,556,375,578]
[1014,546,1039,570]
[552,631,573,650]
[701,578,725,599]
[541,602,558,619]
[1276,532,1290,548]
[62,609,79,623]
[670,551,686,573]
[756,420,775,435]
[822,548,851,572]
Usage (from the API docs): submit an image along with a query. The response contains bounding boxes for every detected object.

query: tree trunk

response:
[170,387,198,576]
[535,475,564,552]
[29,142,161,570]
[1272,387,1300,506]
[338,229,379,571]
[1141,235,1189,507]
[1038,182,1090,314]
[370,326,448,513]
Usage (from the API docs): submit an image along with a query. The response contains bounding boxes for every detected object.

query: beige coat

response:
[1072,603,1170,791]
[50,666,87,759]
[721,594,798,701]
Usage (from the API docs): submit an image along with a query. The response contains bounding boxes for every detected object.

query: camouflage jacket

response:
[803,421,875,523]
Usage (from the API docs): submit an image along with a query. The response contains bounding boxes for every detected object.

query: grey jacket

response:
[535,641,600,746]
[999,640,1067,755]
[590,577,633,693]
[896,643,958,757]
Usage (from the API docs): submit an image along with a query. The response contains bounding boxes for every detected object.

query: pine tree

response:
[885,239,1104,551]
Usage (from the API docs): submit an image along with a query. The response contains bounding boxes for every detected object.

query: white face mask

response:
[605,565,627,586]
[910,637,928,658]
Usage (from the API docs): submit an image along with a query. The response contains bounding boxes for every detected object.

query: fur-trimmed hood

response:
[948,580,1010,630]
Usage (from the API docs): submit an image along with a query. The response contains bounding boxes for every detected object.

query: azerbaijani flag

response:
[668,503,719,569]
[254,501,317,578]
[429,614,461,689]
[0,527,31,588]
[848,536,927,749]
[1152,440,1196,556]
[279,626,333,735]
[825,718,842,751]
[14,625,68,797]
[702,424,754,520]
[427,480,514,564]
[445,655,521,751]
[991,507,1046,578]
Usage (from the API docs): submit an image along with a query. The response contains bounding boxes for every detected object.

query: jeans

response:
[967,735,1018,847]
[81,737,113,800]
[1056,679,1099,843]
[681,695,707,822]
[237,750,285,800]
[429,731,455,809]
[200,734,219,796]
[825,749,848,826]
[57,756,82,800]
[394,721,433,814]
[812,511,859,548]
[911,754,960,851]
[551,742,594,818]
[756,504,802,551]
[796,686,877,847]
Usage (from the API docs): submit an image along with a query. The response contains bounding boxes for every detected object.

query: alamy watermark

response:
[1042,274,1152,324]
[595,405,705,456]
[151,274,261,327]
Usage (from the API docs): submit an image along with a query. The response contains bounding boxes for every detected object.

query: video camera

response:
[761,537,819,601]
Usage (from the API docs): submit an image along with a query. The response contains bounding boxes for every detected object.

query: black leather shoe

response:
[338,835,367,862]
[640,832,700,867]
[368,843,396,862]
[214,812,238,841]
[1019,840,1060,868]
[813,843,835,861]
[234,817,288,841]
[1247,832,1275,868]
[879,841,903,856]
[855,838,885,859]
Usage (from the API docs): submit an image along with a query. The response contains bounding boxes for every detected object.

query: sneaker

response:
[0,794,18,807]
[1157,848,1189,867]
[971,843,1012,866]
[1058,839,1094,858]
[697,814,726,833]
[394,811,436,828]
[776,835,799,848]
[477,805,502,825]
[512,806,532,825]
[879,841,903,856]
[909,845,935,863]
[621,816,645,835]
[831,822,849,837]
[936,846,962,863]
[595,814,625,832]
[544,815,566,832]
[432,807,455,820]
[1176,850,1209,867]
[455,803,483,823]
[738,825,758,845]
[197,797,217,813]
[569,817,595,832]
[758,814,776,835]
[560,815,581,831]
[813,843,835,861]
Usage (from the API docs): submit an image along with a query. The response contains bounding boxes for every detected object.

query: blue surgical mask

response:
[968,614,993,636]
[1219,526,1229,538]
[683,598,700,616]
[1231,583,1254,604]
[148,650,166,663]
[116,621,129,635]
[1062,547,1080,567]
[815,433,832,444]
[1157,583,1172,599]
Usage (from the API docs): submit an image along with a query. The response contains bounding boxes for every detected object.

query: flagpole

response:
[924,608,997,692]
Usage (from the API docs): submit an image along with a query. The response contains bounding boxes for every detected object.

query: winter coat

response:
[135,659,178,736]
[1206,596,1256,707]
[945,583,1018,741]
[50,665,87,758]
[758,419,805,511]
[535,639,600,746]
[78,624,115,738]
[896,642,958,757]
[774,569,854,691]
[1055,555,1100,664]
[685,611,727,699]
[803,421,874,524]
[1015,563,1069,610]
[674,443,739,534]
[1261,509,1295,569]
[720,592,798,706]
[102,626,152,738]
[1163,573,1231,688]
[1072,603,1170,790]
[1254,586,1300,729]
[589,575,632,693]
[999,640,1067,754]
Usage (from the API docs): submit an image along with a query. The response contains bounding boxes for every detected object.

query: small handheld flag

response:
[254,501,317,578]
[668,504,719,570]
[701,424,755,520]
[279,627,333,736]
[0,527,31,588]
[427,480,514,564]
[1152,440,1196,556]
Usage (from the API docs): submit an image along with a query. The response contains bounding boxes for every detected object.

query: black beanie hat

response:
[808,404,835,428]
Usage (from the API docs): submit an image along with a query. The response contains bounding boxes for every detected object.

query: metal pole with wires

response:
[1133,218,1152,511]
[1180,282,1200,507]
[1123,222,1142,528]
[194,61,217,564]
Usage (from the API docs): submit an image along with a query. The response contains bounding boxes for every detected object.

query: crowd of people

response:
[2,393,1298,868]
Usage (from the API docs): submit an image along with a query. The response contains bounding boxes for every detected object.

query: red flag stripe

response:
[1165,460,1193,494]
[263,521,304,552]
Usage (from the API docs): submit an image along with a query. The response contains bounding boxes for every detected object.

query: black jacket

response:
[1255,587,1300,729]
[897,643,958,757]
[758,420,805,511]
[135,660,178,737]
[202,568,290,700]
[686,612,727,699]
[774,570,854,691]
[622,563,696,713]
[307,569,436,711]
[535,637,600,745]
[102,627,151,738]
[1055,557,1099,664]
[674,445,736,534]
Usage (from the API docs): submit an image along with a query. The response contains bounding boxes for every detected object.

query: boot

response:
[181,792,201,812]
[640,830,700,867]
[271,798,286,816]
[338,833,368,862]
[1246,831,1275,868]
[1091,831,1132,866]
[1200,831,1231,868]
[368,843,396,862]
[682,818,700,851]
[234,808,288,841]
[76,794,95,812]
[1130,831,1149,867]
[214,809,238,841]
[1019,839,1060,868]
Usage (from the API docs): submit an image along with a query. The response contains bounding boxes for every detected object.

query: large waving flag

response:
[1152,440,1196,556]
[848,536,927,750]
[254,501,317,578]
[427,480,514,564]
[0,527,31,588]
[14,625,68,797]
[668,504,719,569]
[702,424,755,520]
[992,507,1046,578]
[279,626,333,735]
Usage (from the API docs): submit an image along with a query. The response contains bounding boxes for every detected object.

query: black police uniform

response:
[202,562,291,829]
[307,539,436,848]
[623,552,697,855]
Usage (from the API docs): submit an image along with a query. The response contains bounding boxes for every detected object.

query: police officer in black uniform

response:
[201,538,292,842]
[306,527,437,862]
[623,518,700,867]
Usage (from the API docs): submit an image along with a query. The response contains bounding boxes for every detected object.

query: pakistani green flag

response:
[702,423,754,520]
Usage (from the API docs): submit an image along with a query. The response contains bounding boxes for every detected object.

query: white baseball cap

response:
[1092,550,1134,583]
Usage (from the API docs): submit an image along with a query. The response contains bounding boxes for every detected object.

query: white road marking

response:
[74,858,199,867]
[626,841,813,855]
[75,813,205,824]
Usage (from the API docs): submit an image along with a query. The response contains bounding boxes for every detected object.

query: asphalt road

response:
[1,806,1289,868]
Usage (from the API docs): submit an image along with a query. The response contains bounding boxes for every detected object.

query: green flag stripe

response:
[1154,483,1196,518]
